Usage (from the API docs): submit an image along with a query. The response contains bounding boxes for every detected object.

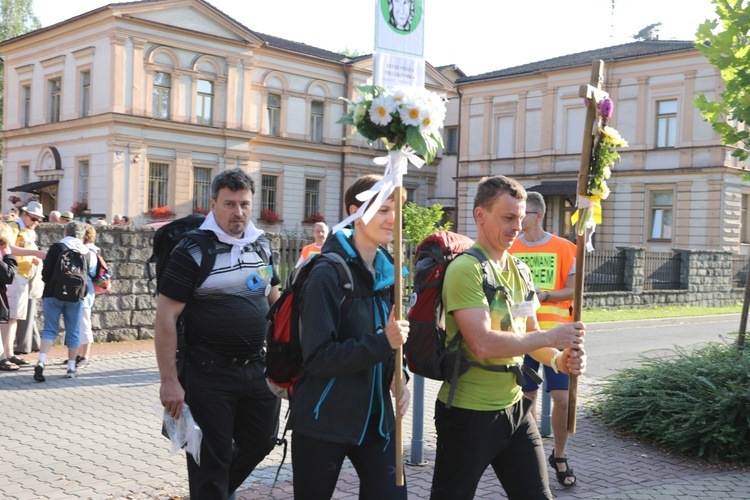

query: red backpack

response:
[404,231,539,407]
[405,231,474,379]
[264,253,354,400]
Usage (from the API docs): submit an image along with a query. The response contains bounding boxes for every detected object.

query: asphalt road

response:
[582,313,741,378]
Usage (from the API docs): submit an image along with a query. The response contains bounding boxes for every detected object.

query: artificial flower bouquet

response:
[338,84,447,164]
[574,98,628,237]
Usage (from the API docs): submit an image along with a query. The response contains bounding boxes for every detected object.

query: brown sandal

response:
[549,450,577,487]
[0,359,20,371]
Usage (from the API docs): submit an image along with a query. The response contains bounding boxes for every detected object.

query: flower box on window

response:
[302,212,325,224]
[71,201,88,217]
[149,206,175,220]
[260,208,281,224]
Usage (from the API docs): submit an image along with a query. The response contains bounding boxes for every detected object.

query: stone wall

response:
[32,226,746,343]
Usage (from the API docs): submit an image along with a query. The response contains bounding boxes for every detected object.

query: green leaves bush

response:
[596,342,750,464]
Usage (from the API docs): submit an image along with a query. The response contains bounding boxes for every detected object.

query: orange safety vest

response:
[510,235,576,328]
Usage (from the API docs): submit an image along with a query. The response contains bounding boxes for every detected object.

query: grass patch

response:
[582,303,743,323]
[595,343,750,465]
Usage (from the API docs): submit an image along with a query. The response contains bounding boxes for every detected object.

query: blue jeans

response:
[41,297,84,349]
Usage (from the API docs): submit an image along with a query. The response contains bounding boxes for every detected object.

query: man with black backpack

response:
[430,176,588,500]
[154,168,281,500]
[34,221,96,381]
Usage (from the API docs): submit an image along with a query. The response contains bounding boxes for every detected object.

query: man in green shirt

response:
[430,176,587,500]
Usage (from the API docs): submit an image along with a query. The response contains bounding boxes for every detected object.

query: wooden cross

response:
[569,60,606,433]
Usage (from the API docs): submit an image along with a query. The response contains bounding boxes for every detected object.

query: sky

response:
[31,0,719,77]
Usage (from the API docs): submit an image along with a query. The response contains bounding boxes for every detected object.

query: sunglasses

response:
[27,215,43,223]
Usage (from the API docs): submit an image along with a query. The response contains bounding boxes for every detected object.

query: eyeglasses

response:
[27,215,42,223]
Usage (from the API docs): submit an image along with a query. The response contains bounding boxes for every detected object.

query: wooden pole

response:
[394,184,405,486]
[569,60,605,434]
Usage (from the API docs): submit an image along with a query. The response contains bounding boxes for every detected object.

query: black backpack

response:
[147,214,212,293]
[52,244,90,302]
[404,231,541,408]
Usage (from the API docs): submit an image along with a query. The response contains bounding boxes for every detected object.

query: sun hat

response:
[21,201,44,219]
[60,210,75,221]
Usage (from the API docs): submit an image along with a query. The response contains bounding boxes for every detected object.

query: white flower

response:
[369,95,395,126]
[602,166,612,179]
[590,181,611,199]
[419,108,440,134]
[399,97,425,127]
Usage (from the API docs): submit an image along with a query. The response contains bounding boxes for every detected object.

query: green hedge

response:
[596,342,750,464]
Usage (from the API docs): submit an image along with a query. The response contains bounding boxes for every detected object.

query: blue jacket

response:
[288,229,400,445]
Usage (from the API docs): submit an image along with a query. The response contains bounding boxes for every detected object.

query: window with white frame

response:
[22,85,30,127]
[193,167,212,213]
[650,190,673,240]
[310,101,324,142]
[20,164,30,185]
[656,100,677,148]
[444,126,458,154]
[743,194,750,244]
[149,162,169,208]
[153,72,171,120]
[304,179,321,219]
[77,160,89,205]
[196,80,213,125]
[495,116,514,158]
[266,94,280,136]
[48,78,61,123]
[565,106,585,154]
[80,71,91,118]
[261,174,278,213]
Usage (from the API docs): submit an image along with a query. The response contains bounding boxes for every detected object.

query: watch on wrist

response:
[550,351,561,374]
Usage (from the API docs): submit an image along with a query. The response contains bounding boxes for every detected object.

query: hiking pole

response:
[569,59,605,434]
[393,185,405,486]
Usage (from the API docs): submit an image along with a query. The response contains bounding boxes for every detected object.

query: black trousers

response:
[184,349,281,500]
[291,418,407,500]
[430,397,552,500]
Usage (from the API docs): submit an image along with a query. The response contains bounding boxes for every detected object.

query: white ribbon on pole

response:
[332,148,425,234]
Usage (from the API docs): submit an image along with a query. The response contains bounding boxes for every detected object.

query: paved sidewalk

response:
[1,340,748,499]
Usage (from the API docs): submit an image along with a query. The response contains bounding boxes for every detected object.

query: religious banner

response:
[373,0,425,88]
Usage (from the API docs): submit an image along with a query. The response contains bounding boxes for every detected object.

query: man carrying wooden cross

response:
[430,175,587,500]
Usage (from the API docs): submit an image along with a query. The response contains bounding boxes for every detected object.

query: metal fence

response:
[732,254,749,288]
[643,251,682,290]
[583,249,626,292]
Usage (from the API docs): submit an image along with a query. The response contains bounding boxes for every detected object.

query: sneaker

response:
[34,363,46,382]
[76,357,89,369]
[66,369,77,379]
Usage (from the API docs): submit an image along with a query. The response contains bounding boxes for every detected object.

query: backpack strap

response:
[182,229,230,289]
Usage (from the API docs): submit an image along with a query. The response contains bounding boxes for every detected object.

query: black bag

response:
[52,244,89,302]
[147,214,211,293]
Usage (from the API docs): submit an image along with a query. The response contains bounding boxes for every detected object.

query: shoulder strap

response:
[182,230,221,288]
[511,255,536,301]
[462,247,497,306]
